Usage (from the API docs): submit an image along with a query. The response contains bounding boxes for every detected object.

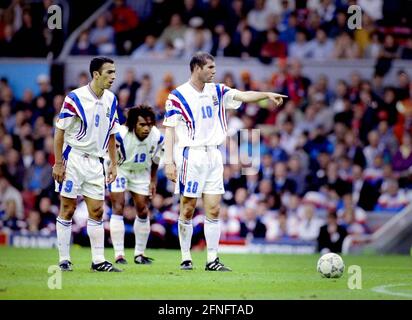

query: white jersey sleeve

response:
[163,94,182,127]
[217,84,242,110]
[152,129,164,165]
[56,95,80,130]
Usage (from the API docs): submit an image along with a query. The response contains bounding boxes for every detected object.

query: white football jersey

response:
[162,81,241,147]
[115,125,164,170]
[56,84,120,158]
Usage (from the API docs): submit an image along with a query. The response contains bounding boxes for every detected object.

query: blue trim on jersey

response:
[179,147,189,195]
[158,134,164,145]
[215,84,225,133]
[68,92,88,140]
[172,89,196,139]
[115,132,126,162]
[59,113,75,119]
[182,146,189,160]
[165,110,181,117]
[102,96,118,150]
[62,145,72,160]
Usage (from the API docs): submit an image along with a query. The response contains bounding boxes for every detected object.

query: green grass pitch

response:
[0,246,411,300]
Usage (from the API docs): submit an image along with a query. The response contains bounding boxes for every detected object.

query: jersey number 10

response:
[201,106,213,119]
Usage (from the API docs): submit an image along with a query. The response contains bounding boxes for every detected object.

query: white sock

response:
[178,219,193,262]
[56,217,72,262]
[110,214,125,258]
[134,217,150,256]
[87,218,105,264]
[204,217,220,263]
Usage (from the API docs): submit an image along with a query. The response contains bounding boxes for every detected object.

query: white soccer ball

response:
[317,253,345,278]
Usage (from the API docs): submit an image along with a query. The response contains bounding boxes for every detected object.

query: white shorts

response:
[107,165,151,196]
[175,146,224,198]
[55,146,105,201]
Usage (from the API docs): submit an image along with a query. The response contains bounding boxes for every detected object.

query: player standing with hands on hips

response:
[163,52,287,271]
[108,105,164,265]
[53,57,121,272]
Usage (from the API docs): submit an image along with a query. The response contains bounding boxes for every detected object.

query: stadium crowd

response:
[1,0,412,250]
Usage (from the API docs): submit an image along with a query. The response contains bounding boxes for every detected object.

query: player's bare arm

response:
[107,134,117,184]
[149,162,159,199]
[234,91,288,106]
[164,126,177,183]
[52,127,66,183]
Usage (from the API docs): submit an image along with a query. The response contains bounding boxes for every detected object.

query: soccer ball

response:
[317,253,345,278]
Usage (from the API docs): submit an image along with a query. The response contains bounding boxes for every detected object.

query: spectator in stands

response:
[400,37,412,60]
[110,0,138,55]
[0,167,24,220]
[0,199,24,232]
[260,28,287,60]
[219,204,241,240]
[183,17,212,58]
[247,0,272,33]
[392,132,412,174]
[211,26,236,58]
[157,13,187,51]
[135,73,155,106]
[12,8,47,57]
[288,28,311,60]
[333,31,360,59]
[38,196,57,230]
[4,148,24,191]
[364,31,382,59]
[23,150,52,196]
[297,203,324,241]
[375,34,400,77]
[131,34,161,59]
[118,68,140,108]
[155,73,175,113]
[317,211,347,254]
[71,30,97,56]
[306,28,334,60]
[375,178,412,212]
[239,206,266,239]
[0,24,14,57]
[273,162,297,195]
[89,14,116,55]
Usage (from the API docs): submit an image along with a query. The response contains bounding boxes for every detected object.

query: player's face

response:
[135,116,153,140]
[96,63,116,90]
[199,60,216,83]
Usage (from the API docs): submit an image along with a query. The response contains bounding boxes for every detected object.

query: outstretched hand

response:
[268,93,288,107]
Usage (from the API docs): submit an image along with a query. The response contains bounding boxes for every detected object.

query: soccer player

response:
[163,52,286,271]
[108,105,164,265]
[53,57,121,272]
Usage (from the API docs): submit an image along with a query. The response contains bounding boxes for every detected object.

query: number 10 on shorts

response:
[186,181,198,193]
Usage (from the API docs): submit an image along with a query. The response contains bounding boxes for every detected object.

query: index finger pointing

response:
[275,94,288,98]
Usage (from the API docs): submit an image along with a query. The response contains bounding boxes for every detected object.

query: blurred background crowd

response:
[1,0,412,252]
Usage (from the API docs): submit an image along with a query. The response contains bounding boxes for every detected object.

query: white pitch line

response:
[371,283,412,298]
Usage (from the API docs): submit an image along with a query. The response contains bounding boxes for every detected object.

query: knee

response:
[207,203,220,219]
[136,205,149,219]
[89,205,104,220]
[112,202,124,216]
[60,202,76,220]
[181,202,196,220]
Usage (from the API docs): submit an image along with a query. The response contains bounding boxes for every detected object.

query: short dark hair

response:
[89,56,114,78]
[125,105,156,132]
[189,52,214,73]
